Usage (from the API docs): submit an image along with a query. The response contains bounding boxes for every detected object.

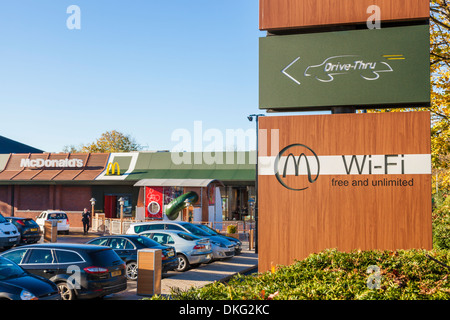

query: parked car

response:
[127,221,235,260]
[194,223,242,255]
[0,243,127,300]
[5,217,41,244]
[85,235,178,280]
[0,213,20,250]
[0,255,60,300]
[35,211,70,235]
[140,230,212,272]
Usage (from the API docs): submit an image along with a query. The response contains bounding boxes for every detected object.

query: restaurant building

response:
[0,151,255,228]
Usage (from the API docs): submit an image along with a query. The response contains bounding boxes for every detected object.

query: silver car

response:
[127,221,236,261]
[140,230,213,272]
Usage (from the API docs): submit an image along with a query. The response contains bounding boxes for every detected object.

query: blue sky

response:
[0,0,265,152]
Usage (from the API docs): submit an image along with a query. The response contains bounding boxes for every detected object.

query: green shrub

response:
[433,194,450,250]
[226,224,237,234]
[150,249,450,300]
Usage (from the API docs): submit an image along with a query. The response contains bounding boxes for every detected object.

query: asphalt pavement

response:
[55,228,258,300]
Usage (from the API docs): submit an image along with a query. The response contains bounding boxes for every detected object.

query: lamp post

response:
[248,113,265,254]
[89,198,96,229]
[118,197,125,234]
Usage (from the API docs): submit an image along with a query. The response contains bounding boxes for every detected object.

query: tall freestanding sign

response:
[258,112,432,271]
[257,0,431,272]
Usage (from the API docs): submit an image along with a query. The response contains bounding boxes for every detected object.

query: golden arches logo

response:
[106,162,120,176]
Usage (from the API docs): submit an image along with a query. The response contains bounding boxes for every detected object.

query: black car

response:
[0,243,127,300]
[86,235,178,280]
[0,255,60,300]
[5,217,41,244]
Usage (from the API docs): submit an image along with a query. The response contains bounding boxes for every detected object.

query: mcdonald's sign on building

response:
[106,162,120,176]
[257,112,432,272]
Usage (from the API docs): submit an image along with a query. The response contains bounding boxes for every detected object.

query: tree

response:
[63,130,142,153]
[430,0,450,193]
[368,1,450,194]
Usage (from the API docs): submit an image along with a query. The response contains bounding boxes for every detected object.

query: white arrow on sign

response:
[281,57,302,85]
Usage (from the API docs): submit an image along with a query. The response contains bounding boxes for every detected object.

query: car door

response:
[109,237,135,263]
[36,212,46,230]
[22,248,58,279]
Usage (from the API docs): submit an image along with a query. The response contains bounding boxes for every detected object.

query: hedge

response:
[151,249,450,300]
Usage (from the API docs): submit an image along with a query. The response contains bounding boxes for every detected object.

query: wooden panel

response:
[258,112,432,272]
[260,0,430,31]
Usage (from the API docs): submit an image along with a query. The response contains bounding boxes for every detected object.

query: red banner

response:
[145,186,163,219]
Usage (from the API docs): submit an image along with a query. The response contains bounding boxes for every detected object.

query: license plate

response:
[57,220,62,224]
[167,251,174,257]
[9,238,17,242]
[111,270,121,277]
[30,228,38,232]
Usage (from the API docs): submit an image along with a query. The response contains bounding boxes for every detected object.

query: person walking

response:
[82,208,91,235]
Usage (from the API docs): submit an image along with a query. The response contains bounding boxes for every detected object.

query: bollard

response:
[44,220,57,243]
[249,229,254,251]
[137,249,162,296]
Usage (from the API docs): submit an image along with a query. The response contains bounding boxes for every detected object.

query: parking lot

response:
[13,228,258,300]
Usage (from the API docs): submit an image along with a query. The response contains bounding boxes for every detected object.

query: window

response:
[152,233,174,245]
[54,250,84,264]
[48,213,67,220]
[27,249,54,264]
[166,224,183,231]
[88,238,109,246]
[166,235,175,244]
[2,249,28,264]
[182,224,210,237]
[0,257,26,280]
[110,238,133,250]
[178,232,197,241]
[134,224,164,233]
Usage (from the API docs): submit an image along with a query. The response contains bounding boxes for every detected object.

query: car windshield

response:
[134,236,162,248]
[11,219,38,227]
[180,223,210,237]
[48,213,67,219]
[0,214,7,224]
[90,249,123,267]
[22,219,39,227]
[0,257,27,280]
[196,224,219,235]
[177,232,200,241]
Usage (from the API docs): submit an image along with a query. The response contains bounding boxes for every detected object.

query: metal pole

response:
[255,116,259,254]
[248,113,264,254]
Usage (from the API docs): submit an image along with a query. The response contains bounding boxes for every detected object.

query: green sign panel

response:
[259,25,430,111]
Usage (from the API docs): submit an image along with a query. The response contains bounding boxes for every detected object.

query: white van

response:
[0,213,20,249]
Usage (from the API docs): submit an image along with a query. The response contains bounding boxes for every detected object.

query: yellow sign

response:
[106,162,120,176]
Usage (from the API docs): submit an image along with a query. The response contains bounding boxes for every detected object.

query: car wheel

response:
[176,254,190,272]
[126,261,138,281]
[57,282,75,300]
